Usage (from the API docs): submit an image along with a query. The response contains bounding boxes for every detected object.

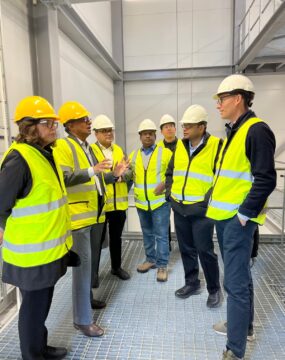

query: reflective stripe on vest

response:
[2,143,72,267]
[54,138,105,230]
[130,145,172,211]
[219,169,253,182]
[11,196,67,217]
[91,143,129,211]
[207,117,266,225]
[4,230,71,253]
[171,137,220,205]
[106,196,128,204]
[173,170,213,183]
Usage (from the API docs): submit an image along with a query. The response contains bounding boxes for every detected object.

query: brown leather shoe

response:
[137,261,156,273]
[74,322,104,337]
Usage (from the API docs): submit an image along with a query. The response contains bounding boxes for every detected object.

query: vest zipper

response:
[182,153,193,201]
[144,148,156,211]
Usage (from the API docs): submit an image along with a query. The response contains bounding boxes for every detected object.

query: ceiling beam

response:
[123,66,234,82]
[57,5,123,80]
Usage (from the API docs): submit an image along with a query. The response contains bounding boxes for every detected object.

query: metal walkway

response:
[0,241,284,360]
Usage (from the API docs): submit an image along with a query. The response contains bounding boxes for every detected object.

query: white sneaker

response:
[213,321,256,342]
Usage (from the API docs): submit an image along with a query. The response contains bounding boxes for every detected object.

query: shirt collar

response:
[98,142,113,151]
[190,136,204,150]
[141,144,156,154]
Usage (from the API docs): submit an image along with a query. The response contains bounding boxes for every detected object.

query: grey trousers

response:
[71,223,103,325]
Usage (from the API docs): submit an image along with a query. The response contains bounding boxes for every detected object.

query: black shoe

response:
[111,268,130,280]
[175,284,201,299]
[91,299,106,310]
[43,346,67,360]
[207,289,223,308]
[92,274,99,289]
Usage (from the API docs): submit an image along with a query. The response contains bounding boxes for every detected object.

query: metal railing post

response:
[281,172,285,245]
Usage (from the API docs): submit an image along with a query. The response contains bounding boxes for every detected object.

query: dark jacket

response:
[0,144,68,291]
[165,132,223,217]
[222,110,276,218]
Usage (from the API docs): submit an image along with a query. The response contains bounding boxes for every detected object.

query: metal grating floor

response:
[0,241,284,360]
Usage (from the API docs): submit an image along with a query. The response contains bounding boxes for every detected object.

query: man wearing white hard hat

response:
[157,114,178,252]
[91,115,130,283]
[129,119,172,282]
[207,74,276,360]
[157,114,178,152]
[165,105,222,308]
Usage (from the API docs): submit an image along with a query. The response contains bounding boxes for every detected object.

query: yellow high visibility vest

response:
[207,117,266,225]
[2,143,72,268]
[53,138,105,230]
[171,136,221,204]
[129,145,172,211]
[91,143,128,212]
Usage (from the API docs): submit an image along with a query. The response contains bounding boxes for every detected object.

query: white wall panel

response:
[192,8,232,67]
[125,80,179,154]
[72,2,112,56]
[123,0,176,16]
[123,11,177,70]
[123,0,233,71]
[249,74,285,163]
[1,0,33,137]
[59,31,114,142]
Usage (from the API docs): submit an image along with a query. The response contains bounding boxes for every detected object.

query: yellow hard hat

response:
[14,96,59,122]
[58,101,90,124]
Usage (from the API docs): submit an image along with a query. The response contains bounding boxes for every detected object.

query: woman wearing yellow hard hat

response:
[0,95,72,360]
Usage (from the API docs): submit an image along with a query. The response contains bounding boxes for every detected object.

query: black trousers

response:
[105,210,126,270]
[174,211,220,294]
[95,210,126,276]
[19,286,54,360]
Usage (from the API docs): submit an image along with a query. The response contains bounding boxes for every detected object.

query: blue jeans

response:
[72,224,102,325]
[215,216,257,359]
[137,202,170,267]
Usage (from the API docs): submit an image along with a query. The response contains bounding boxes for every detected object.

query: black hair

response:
[230,90,255,108]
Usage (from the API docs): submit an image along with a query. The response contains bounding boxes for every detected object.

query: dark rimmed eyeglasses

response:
[38,119,59,129]
[216,94,237,105]
[97,128,113,134]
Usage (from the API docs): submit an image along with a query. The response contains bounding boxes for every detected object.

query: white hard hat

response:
[159,114,175,128]
[214,74,255,99]
[138,119,157,133]
[180,105,208,124]
[92,114,114,130]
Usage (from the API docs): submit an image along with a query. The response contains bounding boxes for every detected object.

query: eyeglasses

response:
[181,124,198,129]
[77,117,91,124]
[38,119,59,129]
[217,94,237,105]
[68,117,91,124]
[97,128,113,134]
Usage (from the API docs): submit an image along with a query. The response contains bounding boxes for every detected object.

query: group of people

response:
[0,73,276,360]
